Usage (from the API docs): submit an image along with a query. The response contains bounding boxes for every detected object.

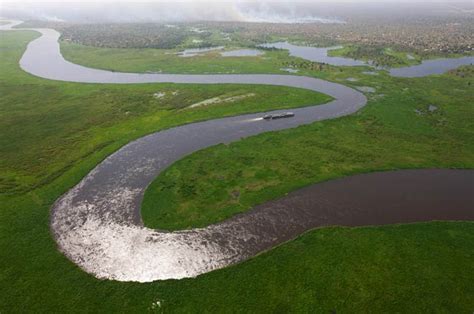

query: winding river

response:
[2,21,472,282]
[260,41,474,77]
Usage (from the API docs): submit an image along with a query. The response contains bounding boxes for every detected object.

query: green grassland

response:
[61,41,290,74]
[1,30,473,312]
[328,45,423,67]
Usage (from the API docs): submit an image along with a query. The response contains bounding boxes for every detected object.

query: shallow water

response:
[260,42,367,66]
[389,56,474,77]
[177,46,224,57]
[221,49,264,57]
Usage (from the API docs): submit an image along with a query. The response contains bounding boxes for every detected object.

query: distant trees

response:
[38,17,472,56]
[343,46,402,67]
[281,60,327,71]
[60,24,191,49]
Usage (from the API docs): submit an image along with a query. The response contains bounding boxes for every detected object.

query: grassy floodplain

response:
[328,45,423,67]
[142,61,474,230]
[61,39,474,73]
[61,41,290,74]
[61,40,422,74]
[0,29,473,312]
[0,32,330,194]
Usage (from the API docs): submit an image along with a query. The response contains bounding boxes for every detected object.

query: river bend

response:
[2,21,472,282]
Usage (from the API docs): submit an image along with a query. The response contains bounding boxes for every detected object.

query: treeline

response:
[19,19,473,55]
[199,18,474,56]
[60,23,191,49]
[343,46,402,67]
[281,60,328,71]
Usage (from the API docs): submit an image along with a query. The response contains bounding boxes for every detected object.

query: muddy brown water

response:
[198,169,474,262]
[244,169,473,236]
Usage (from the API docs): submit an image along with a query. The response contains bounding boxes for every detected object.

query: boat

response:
[262,112,295,120]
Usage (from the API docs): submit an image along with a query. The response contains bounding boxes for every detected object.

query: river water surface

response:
[260,41,474,77]
[260,41,367,66]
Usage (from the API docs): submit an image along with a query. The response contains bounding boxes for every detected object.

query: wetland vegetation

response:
[141,62,474,230]
[20,11,474,70]
[1,8,473,310]
[0,31,330,194]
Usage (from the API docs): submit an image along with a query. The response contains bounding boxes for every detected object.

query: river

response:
[2,20,472,283]
[261,41,474,77]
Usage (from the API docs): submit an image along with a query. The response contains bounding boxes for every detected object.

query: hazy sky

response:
[1,0,472,24]
[2,0,470,3]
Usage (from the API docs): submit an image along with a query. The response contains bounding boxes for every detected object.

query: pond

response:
[177,46,224,57]
[220,49,264,57]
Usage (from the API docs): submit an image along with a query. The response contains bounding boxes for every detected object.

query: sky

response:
[1,0,469,3]
[1,0,472,23]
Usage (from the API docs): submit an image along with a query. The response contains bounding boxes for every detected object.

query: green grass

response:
[0,30,473,312]
[61,41,292,74]
[328,45,423,67]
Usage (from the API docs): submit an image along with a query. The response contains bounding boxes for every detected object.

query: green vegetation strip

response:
[0,30,473,312]
[60,41,292,74]
[328,44,472,68]
[328,45,423,68]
